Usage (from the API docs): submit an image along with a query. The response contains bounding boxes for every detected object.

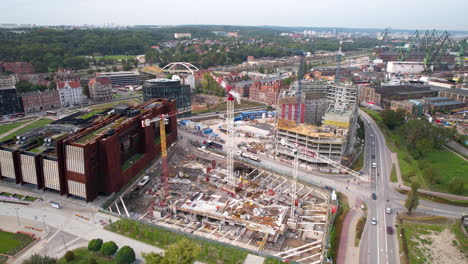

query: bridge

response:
[161,62,199,74]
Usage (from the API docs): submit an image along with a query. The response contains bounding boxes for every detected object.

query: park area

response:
[361,108,468,196]
[0,118,54,142]
[57,248,113,264]
[0,230,36,263]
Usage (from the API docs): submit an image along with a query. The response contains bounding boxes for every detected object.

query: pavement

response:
[0,185,163,263]
[446,140,468,157]
[337,198,363,264]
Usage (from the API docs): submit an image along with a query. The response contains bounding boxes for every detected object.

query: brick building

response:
[19,90,61,113]
[359,85,437,106]
[438,88,468,103]
[0,62,34,74]
[88,77,112,102]
[248,78,288,105]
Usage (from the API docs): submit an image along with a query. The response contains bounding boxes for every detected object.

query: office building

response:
[97,71,141,87]
[143,79,191,113]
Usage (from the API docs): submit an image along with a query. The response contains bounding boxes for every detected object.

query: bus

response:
[9,112,25,119]
[45,111,58,116]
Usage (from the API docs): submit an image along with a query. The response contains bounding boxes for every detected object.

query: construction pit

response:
[124,141,332,264]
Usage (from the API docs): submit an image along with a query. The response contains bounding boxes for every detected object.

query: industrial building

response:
[143,78,191,113]
[359,84,437,106]
[438,88,468,103]
[0,99,177,201]
[386,61,425,74]
[97,71,141,87]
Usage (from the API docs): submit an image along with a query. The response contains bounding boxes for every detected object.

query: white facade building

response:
[57,81,84,107]
[387,61,425,74]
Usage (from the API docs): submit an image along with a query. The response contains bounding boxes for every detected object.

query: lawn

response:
[192,99,265,114]
[57,248,113,264]
[106,219,248,264]
[328,192,349,262]
[100,55,136,61]
[0,230,35,256]
[350,148,364,171]
[361,108,468,195]
[390,164,397,183]
[78,110,105,120]
[0,120,29,135]
[0,118,54,142]
[89,99,142,110]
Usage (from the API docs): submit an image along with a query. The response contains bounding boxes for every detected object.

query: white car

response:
[386,207,392,214]
[372,162,377,168]
[371,218,377,225]
[137,176,150,187]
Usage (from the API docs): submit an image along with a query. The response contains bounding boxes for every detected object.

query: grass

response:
[23,196,37,202]
[106,219,248,264]
[0,230,35,256]
[328,192,349,262]
[0,192,13,197]
[121,153,144,171]
[78,110,105,120]
[89,98,141,110]
[264,257,284,264]
[390,164,397,183]
[450,220,468,255]
[396,189,468,207]
[99,55,135,61]
[12,194,24,199]
[350,148,364,171]
[361,107,468,196]
[0,118,54,142]
[112,94,122,99]
[57,248,113,264]
[192,99,265,114]
[354,216,367,247]
[0,121,29,135]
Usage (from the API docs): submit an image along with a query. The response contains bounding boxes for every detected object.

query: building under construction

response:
[0,99,177,201]
[277,82,359,166]
[119,142,332,264]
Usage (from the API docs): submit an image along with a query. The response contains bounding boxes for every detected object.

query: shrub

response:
[115,246,136,264]
[22,254,57,264]
[64,251,75,262]
[100,241,118,256]
[88,238,103,252]
[88,257,97,264]
[448,177,464,194]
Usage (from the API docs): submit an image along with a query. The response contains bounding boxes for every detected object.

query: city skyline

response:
[2,0,467,31]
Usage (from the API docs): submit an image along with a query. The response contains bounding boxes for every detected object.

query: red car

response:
[387,226,394,234]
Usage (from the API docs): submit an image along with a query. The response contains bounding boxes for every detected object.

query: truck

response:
[207,140,223,150]
[237,151,260,162]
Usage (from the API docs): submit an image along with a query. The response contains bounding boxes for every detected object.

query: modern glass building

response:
[0,87,21,115]
[143,79,191,114]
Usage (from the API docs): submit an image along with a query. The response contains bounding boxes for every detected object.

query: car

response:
[371,218,377,225]
[137,175,150,187]
[372,162,377,168]
[372,193,377,200]
[387,226,394,234]
[386,207,392,214]
[371,134,374,137]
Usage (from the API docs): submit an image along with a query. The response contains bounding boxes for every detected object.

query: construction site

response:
[118,138,332,264]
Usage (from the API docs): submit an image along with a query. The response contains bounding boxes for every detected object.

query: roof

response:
[440,88,468,96]
[57,81,81,89]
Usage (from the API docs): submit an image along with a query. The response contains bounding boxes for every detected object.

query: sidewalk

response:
[337,197,362,264]
[0,118,37,139]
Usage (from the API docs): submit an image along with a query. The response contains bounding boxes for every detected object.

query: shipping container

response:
[203,128,213,134]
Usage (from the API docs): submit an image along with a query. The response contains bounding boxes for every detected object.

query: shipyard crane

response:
[210,73,241,186]
[141,108,191,204]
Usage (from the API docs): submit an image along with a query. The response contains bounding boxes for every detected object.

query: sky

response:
[2,0,467,31]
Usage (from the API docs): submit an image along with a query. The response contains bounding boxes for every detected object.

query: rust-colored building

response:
[248,78,288,105]
[0,62,34,74]
[0,99,177,201]
[19,90,61,113]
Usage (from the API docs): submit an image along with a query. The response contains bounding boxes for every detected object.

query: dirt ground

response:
[415,228,466,264]
[191,94,223,110]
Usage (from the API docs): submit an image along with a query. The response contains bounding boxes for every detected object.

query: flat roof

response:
[98,71,140,77]
[277,119,344,138]
[440,88,468,96]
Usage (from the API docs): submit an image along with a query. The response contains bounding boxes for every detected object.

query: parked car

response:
[387,226,394,234]
[371,218,377,225]
[372,193,377,200]
[137,176,150,187]
[372,162,377,168]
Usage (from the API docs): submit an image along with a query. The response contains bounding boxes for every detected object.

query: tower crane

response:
[141,108,191,204]
[210,74,241,186]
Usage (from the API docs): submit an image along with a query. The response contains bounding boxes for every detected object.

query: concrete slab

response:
[244,254,264,264]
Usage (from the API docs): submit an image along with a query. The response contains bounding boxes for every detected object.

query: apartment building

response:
[19,90,61,113]
[57,81,84,107]
[88,77,112,101]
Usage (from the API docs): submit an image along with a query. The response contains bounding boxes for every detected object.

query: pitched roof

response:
[57,81,81,89]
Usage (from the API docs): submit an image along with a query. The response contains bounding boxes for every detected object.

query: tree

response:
[100,241,118,256]
[266,105,274,111]
[88,238,103,252]
[122,64,133,71]
[380,109,405,130]
[143,239,200,264]
[22,254,57,264]
[83,84,90,98]
[16,80,33,93]
[47,81,56,90]
[405,182,420,215]
[258,66,265,74]
[64,251,75,262]
[448,177,464,194]
[115,246,136,264]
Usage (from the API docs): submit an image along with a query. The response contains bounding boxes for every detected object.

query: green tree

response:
[31,84,48,92]
[87,238,103,252]
[83,84,90,98]
[64,251,75,262]
[16,80,33,93]
[405,182,420,215]
[448,177,464,194]
[100,241,118,256]
[258,66,265,74]
[122,64,133,71]
[144,239,200,264]
[22,254,57,264]
[115,246,136,264]
[47,81,56,90]
[266,105,274,111]
[380,109,405,130]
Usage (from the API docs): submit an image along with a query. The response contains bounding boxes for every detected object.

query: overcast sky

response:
[2,0,467,31]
